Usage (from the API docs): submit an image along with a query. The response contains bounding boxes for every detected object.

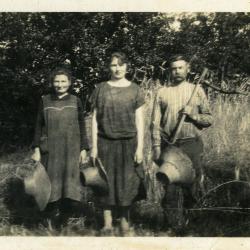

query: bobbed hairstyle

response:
[109,52,129,66]
[49,67,72,85]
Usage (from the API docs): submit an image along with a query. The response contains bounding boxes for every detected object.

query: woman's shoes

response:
[119,219,135,236]
[120,226,135,236]
[100,225,135,236]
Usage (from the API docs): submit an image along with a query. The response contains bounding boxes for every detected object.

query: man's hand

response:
[152,145,161,163]
[182,105,197,121]
[182,105,193,116]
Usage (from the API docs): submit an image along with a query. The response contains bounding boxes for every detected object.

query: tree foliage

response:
[0,12,249,149]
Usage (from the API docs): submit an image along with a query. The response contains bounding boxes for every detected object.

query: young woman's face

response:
[53,74,71,95]
[109,57,127,80]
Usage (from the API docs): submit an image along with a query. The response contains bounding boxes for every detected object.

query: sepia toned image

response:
[0,11,249,243]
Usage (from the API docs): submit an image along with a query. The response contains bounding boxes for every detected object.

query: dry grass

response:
[142,90,250,185]
[0,92,249,236]
[202,95,250,180]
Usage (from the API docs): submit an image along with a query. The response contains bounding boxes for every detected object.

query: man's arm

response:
[184,86,213,128]
[195,86,213,127]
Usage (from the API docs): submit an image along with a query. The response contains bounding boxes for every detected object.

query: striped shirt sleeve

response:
[195,86,213,127]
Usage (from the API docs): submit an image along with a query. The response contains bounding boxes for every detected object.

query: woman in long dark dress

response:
[91,52,145,233]
[31,68,89,227]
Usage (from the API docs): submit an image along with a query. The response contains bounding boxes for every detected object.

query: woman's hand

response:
[79,150,88,164]
[91,108,98,160]
[91,147,98,159]
[153,145,161,163]
[134,147,143,164]
[135,106,144,165]
[31,147,41,162]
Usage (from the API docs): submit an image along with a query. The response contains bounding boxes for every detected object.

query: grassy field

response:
[0,93,249,236]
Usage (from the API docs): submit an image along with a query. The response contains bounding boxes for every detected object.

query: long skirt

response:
[98,136,145,207]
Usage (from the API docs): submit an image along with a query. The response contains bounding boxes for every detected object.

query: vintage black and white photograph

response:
[0,11,249,240]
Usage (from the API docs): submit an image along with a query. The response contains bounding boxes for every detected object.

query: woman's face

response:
[53,74,71,95]
[109,57,127,80]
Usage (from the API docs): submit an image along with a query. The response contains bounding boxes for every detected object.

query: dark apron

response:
[42,95,81,202]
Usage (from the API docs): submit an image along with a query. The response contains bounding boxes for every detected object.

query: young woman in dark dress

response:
[91,52,145,234]
[31,68,89,227]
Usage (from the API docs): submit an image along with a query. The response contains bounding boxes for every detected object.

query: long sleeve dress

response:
[33,93,89,203]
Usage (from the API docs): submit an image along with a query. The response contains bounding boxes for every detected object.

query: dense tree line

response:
[0,12,249,150]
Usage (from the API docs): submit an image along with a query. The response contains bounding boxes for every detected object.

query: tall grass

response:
[0,88,249,236]
[202,95,250,180]
[142,85,163,202]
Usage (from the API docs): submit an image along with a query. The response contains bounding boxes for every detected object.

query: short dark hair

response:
[50,67,72,84]
[169,54,189,66]
[110,52,129,65]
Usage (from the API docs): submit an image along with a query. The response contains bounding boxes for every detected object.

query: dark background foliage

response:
[0,12,249,151]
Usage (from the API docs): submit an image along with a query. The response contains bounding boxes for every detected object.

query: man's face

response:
[170,60,189,84]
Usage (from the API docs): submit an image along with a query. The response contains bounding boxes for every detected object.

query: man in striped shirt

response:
[151,55,213,217]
